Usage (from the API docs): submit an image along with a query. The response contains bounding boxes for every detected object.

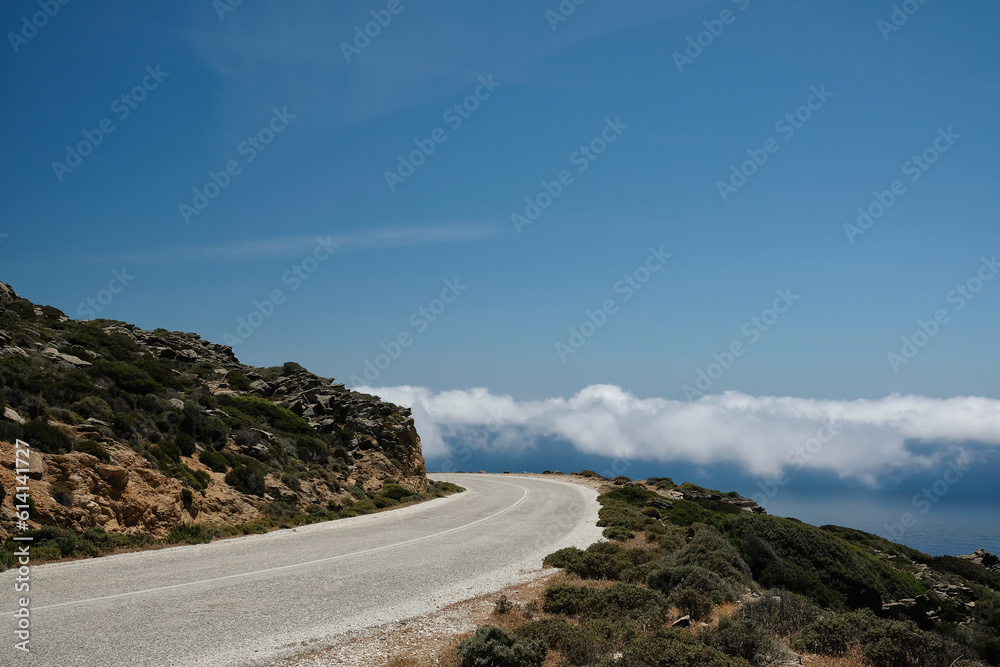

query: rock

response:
[3,406,26,424]
[41,348,91,367]
[167,398,185,410]
[671,615,691,627]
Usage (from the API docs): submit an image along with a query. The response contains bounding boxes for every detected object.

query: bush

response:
[379,483,413,501]
[544,546,584,569]
[225,464,266,496]
[586,582,669,625]
[456,625,546,667]
[49,483,73,507]
[735,590,822,637]
[617,629,751,667]
[167,523,213,544]
[518,618,609,666]
[175,432,196,457]
[702,616,776,664]
[648,564,736,604]
[669,587,713,621]
[604,526,634,541]
[544,584,593,616]
[198,449,227,473]
[494,594,515,615]
[23,420,72,454]
[72,396,113,422]
[73,438,109,462]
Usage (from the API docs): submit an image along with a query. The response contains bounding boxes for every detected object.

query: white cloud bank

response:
[355,385,1000,486]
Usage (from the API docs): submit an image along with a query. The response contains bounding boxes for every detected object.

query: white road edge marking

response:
[11,480,531,614]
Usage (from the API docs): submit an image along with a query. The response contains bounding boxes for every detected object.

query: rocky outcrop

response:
[0,281,429,541]
[959,548,1000,574]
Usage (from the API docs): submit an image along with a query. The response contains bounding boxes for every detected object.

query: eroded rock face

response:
[0,442,264,539]
[0,282,429,541]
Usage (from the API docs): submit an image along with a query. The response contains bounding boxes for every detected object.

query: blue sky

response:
[2,2,999,528]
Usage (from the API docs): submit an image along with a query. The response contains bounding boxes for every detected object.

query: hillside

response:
[0,281,439,559]
[455,474,1000,667]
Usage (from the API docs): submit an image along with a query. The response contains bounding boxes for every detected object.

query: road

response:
[1,474,602,666]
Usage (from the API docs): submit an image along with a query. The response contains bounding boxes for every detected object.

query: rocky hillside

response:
[0,281,428,542]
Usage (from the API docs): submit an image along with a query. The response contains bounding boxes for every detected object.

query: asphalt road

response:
[1,474,602,666]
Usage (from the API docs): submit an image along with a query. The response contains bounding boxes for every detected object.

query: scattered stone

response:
[4,406,26,424]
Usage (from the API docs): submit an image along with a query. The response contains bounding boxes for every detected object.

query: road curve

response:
[1,474,602,666]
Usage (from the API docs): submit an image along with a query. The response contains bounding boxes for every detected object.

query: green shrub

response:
[71,396,113,422]
[616,629,751,667]
[198,449,227,472]
[351,499,377,514]
[735,590,822,637]
[669,587,713,620]
[226,371,252,391]
[22,420,72,454]
[455,625,546,667]
[73,438,109,462]
[727,514,928,611]
[604,526,634,541]
[543,546,584,569]
[516,618,609,666]
[167,523,213,544]
[702,616,776,664]
[171,464,211,491]
[585,582,669,625]
[544,584,593,616]
[49,483,73,507]
[225,464,266,496]
[175,432,196,457]
[379,483,413,501]
[648,564,736,603]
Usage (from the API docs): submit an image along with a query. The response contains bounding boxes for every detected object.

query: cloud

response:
[122,223,498,263]
[354,385,1000,486]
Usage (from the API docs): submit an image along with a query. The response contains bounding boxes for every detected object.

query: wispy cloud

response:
[355,385,1000,486]
[121,223,498,263]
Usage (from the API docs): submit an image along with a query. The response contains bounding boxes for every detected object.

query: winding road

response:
[1,474,602,666]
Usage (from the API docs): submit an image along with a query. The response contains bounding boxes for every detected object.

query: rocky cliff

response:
[0,282,427,540]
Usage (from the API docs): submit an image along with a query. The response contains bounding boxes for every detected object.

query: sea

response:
[762,493,1000,557]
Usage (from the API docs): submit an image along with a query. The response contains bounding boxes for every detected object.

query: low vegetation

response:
[456,473,1000,666]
